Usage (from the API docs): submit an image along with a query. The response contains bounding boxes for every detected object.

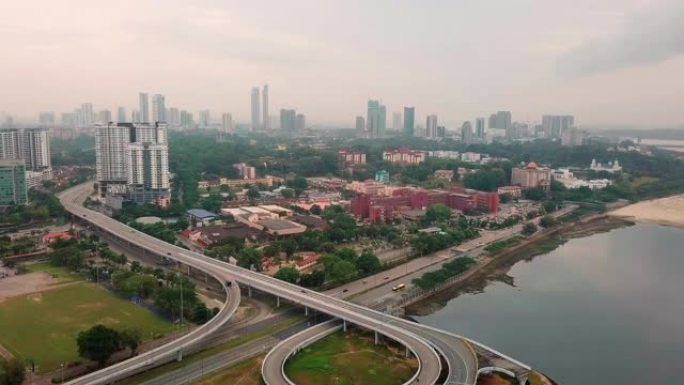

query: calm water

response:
[414,224,684,385]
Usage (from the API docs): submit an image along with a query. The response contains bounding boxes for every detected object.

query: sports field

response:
[285,331,417,385]
[0,280,174,373]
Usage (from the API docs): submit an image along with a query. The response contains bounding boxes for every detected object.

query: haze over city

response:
[2,0,683,127]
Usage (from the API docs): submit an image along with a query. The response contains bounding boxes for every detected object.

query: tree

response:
[524,187,546,201]
[119,329,142,357]
[237,248,262,271]
[329,260,356,282]
[0,359,25,385]
[426,204,452,222]
[247,186,261,200]
[539,215,556,228]
[280,188,295,199]
[463,169,506,192]
[191,302,211,324]
[334,247,357,261]
[309,204,322,215]
[355,250,381,275]
[522,222,538,236]
[499,193,513,204]
[274,267,300,284]
[77,325,121,367]
[293,176,308,191]
[300,270,325,287]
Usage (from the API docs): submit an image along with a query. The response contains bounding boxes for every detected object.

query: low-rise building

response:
[497,185,522,198]
[337,150,367,168]
[382,149,426,165]
[375,170,390,183]
[434,169,454,182]
[590,159,622,173]
[511,162,552,191]
[186,209,220,227]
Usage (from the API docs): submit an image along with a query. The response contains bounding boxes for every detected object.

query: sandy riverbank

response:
[609,194,684,228]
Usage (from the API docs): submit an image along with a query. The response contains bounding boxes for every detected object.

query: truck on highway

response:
[392,283,406,291]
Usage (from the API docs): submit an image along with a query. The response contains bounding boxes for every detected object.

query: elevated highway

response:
[58,183,447,385]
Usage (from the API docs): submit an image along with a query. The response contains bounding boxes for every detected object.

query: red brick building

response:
[350,186,498,223]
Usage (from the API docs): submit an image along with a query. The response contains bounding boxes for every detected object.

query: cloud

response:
[557,1,684,76]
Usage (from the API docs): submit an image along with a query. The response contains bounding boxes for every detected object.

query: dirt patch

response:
[0,272,61,303]
[610,194,684,228]
[477,373,516,385]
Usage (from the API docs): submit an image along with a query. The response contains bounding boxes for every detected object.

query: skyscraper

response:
[280,109,297,131]
[262,84,269,130]
[488,111,512,131]
[222,113,233,132]
[117,107,127,123]
[355,116,366,132]
[542,115,575,138]
[152,94,166,122]
[251,87,261,131]
[139,93,149,123]
[461,122,473,144]
[38,112,55,126]
[97,110,112,123]
[168,108,180,126]
[392,112,402,131]
[403,107,415,137]
[475,118,486,139]
[199,110,211,128]
[367,100,386,138]
[295,113,306,131]
[426,114,438,138]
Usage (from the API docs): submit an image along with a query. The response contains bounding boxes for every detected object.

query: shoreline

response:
[608,194,684,229]
[404,214,632,314]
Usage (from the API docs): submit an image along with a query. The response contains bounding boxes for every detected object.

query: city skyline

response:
[2,0,683,128]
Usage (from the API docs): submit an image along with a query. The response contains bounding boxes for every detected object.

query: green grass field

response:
[25,262,82,283]
[0,281,174,373]
[285,331,417,385]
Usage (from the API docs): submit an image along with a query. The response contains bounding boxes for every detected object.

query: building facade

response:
[262,84,269,130]
[367,100,386,138]
[382,149,426,165]
[138,93,149,123]
[251,87,260,130]
[403,107,415,137]
[0,160,28,205]
[511,162,552,190]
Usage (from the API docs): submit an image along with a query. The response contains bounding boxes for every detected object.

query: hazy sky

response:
[1,0,683,127]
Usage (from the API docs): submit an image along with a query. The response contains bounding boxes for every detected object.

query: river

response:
[412,223,684,385]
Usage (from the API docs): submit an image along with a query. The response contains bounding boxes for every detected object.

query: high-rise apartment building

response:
[403,107,415,137]
[168,108,180,126]
[367,100,386,138]
[222,113,233,132]
[280,109,297,131]
[152,94,166,122]
[22,128,51,171]
[262,85,269,130]
[139,93,149,123]
[295,113,306,131]
[199,110,211,128]
[117,107,127,123]
[392,112,402,131]
[180,110,194,129]
[475,118,485,139]
[0,160,28,205]
[355,116,366,132]
[542,115,575,139]
[0,129,21,161]
[251,87,260,131]
[426,114,438,138]
[96,122,170,206]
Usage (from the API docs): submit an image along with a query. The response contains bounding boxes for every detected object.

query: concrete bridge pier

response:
[405,346,410,358]
[517,372,530,385]
[247,285,252,298]
[374,330,380,345]
[343,319,348,332]
[176,349,183,362]
[276,296,280,308]
[304,306,309,316]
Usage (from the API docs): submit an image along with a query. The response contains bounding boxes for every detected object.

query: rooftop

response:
[186,208,220,219]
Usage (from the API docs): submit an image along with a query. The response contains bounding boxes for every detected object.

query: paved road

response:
[58,183,447,385]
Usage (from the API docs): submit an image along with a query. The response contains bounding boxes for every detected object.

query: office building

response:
[461,122,473,144]
[367,100,386,138]
[222,113,233,133]
[251,87,261,130]
[475,118,485,139]
[511,162,552,191]
[0,160,28,206]
[488,111,512,131]
[117,107,127,123]
[262,85,269,130]
[426,114,438,138]
[152,94,166,122]
[296,114,306,131]
[403,107,415,137]
[199,110,210,128]
[139,93,149,123]
[0,129,21,161]
[355,116,366,132]
[280,109,297,131]
[542,115,575,139]
[22,128,51,171]
[38,112,55,126]
[392,112,402,131]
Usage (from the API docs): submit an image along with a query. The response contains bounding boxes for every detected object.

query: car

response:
[300,289,306,293]
[362,280,368,284]
[342,289,349,293]
[384,276,390,280]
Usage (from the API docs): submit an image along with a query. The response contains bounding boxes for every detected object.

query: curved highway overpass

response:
[58,183,447,385]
